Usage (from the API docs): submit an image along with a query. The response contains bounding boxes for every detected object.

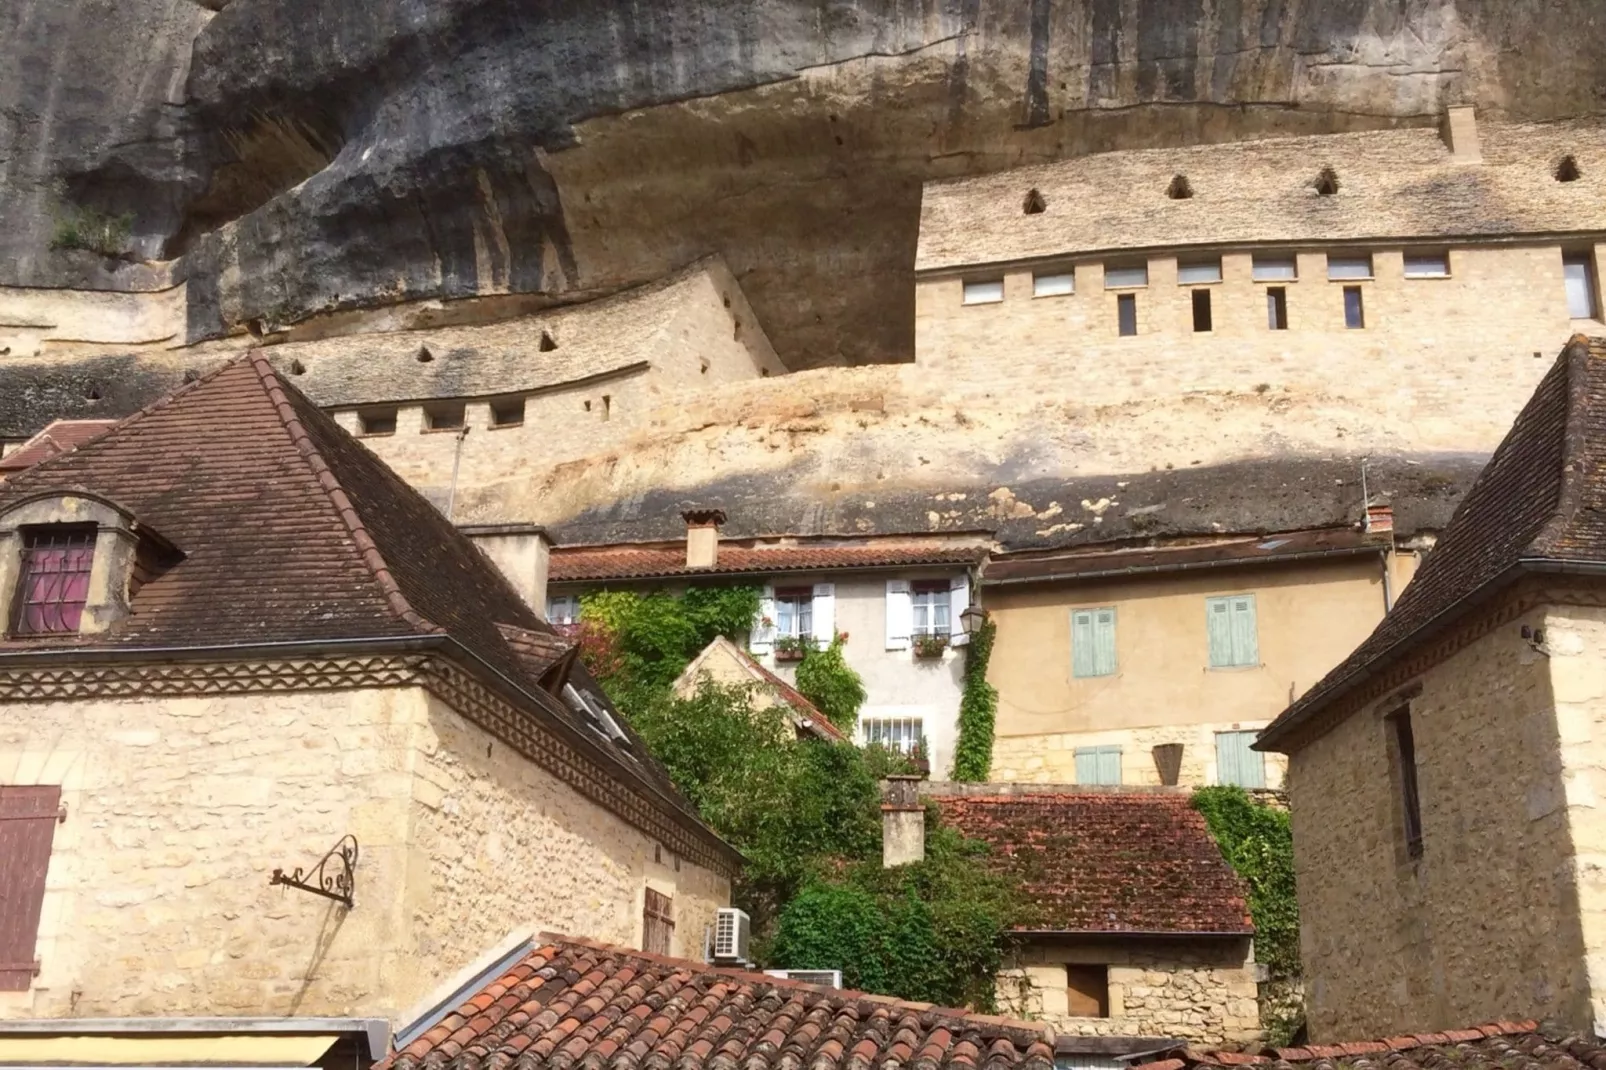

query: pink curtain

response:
[20,544,93,633]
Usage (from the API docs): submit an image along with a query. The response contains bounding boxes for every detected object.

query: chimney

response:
[881,776,926,867]
[682,508,726,569]
[1365,504,1394,535]
[1442,106,1482,163]
[460,523,553,613]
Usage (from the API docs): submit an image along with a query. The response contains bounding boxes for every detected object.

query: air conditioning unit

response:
[764,969,842,988]
[712,907,751,964]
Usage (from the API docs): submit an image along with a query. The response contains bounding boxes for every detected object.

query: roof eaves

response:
[1527,335,1598,559]
[982,541,1382,587]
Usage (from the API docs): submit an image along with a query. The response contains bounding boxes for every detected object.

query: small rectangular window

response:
[546,594,579,626]
[1215,730,1266,788]
[1064,965,1110,1018]
[1266,287,1289,330]
[1565,253,1599,319]
[490,398,526,428]
[1117,293,1138,337]
[643,888,675,955]
[910,581,952,636]
[1191,289,1213,332]
[863,716,924,754]
[1344,285,1366,329]
[424,402,466,431]
[1033,272,1075,297]
[1388,707,1424,858]
[1071,607,1117,678]
[1074,745,1122,786]
[1104,264,1149,289]
[359,409,397,436]
[774,588,814,638]
[13,526,96,636]
[1252,256,1298,282]
[1206,595,1259,669]
[1178,259,1223,285]
[963,280,1005,305]
[1404,252,1450,278]
[1328,254,1373,280]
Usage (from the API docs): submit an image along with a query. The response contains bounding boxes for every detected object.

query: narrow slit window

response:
[1252,256,1298,282]
[1404,252,1450,279]
[1266,287,1289,330]
[1191,289,1213,333]
[1033,271,1075,297]
[962,280,1005,305]
[1388,707,1424,858]
[13,526,96,636]
[1117,293,1138,337]
[1344,285,1366,329]
[601,395,612,421]
[1565,252,1599,319]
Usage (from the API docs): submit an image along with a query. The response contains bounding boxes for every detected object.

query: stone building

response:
[1257,335,1606,1039]
[0,352,738,1021]
[918,783,1262,1047]
[673,635,846,743]
[980,524,1414,788]
[915,112,1606,412]
[546,512,987,778]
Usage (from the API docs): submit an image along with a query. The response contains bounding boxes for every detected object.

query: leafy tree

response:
[793,634,868,731]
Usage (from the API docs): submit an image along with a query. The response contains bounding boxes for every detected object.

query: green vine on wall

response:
[951,619,998,781]
[794,634,868,732]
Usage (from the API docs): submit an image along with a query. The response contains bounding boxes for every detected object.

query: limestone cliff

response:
[5,0,1604,369]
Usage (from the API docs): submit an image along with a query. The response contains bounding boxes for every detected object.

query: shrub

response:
[49,205,133,257]
[794,634,867,732]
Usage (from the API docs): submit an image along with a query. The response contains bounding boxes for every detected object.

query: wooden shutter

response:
[1074,746,1121,785]
[750,586,776,653]
[948,574,971,645]
[1097,747,1121,785]
[1216,731,1265,788]
[1064,964,1110,1018]
[1074,747,1099,784]
[811,583,836,645]
[0,785,60,991]
[1230,596,1259,666]
[1206,597,1233,667]
[643,888,674,956]
[1071,610,1095,677]
[1093,609,1117,675]
[885,580,912,650]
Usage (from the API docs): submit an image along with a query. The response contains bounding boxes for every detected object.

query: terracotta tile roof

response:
[551,545,985,583]
[1128,1019,1606,1070]
[747,654,846,742]
[1259,336,1606,751]
[0,419,119,473]
[383,935,1055,1070]
[983,528,1383,586]
[931,791,1253,934]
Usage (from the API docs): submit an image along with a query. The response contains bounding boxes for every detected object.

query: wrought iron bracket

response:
[270,835,358,908]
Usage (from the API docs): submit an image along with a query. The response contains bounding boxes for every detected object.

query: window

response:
[1104,265,1148,289]
[1177,260,1222,285]
[1064,965,1109,1018]
[1327,254,1373,280]
[1252,256,1297,282]
[424,402,466,431]
[1191,289,1213,332]
[1034,272,1075,297]
[1404,252,1450,279]
[1215,730,1266,788]
[911,581,951,636]
[12,527,95,636]
[1388,707,1423,858]
[1117,294,1138,337]
[490,398,525,428]
[1206,595,1259,669]
[1266,287,1289,330]
[963,280,1005,305]
[775,587,814,638]
[546,594,579,626]
[0,785,60,991]
[1343,286,1366,329]
[863,716,923,754]
[1071,608,1116,678]
[643,888,674,955]
[1565,253,1599,319]
[359,409,397,436]
[1074,745,1121,785]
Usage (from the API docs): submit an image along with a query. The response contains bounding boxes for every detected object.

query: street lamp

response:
[959,604,988,636]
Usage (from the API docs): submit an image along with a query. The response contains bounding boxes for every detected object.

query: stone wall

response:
[0,681,729,1021]
[998,935,1261,1044]
[989,720,1288,790]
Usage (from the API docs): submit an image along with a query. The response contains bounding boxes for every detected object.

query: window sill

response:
[1031,292,1074,299]
[421,426,466,435]
[356,431,396,439]
[1207,663,1262,672]
[488,422,525,431]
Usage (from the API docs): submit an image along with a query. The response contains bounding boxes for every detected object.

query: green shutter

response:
[1074,747,1099,783]
[1216,731,1266,788]
[1072,610,1095,677]
[1097,746,1122,785]
[1207,597,1233,667]
[1208,595,1259,668]
[1231,596,1259,667]
[1074,746,1122,785]
[1094,609,1117,676]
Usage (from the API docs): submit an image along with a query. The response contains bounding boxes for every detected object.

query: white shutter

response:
[885,579,912,650]
[948,573,971,646]
[812,583,836,645]
[751,585,776,654]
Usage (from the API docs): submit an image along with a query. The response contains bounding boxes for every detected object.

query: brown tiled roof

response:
[383,935,1055,1070]
[983,528,1383,586]
[932,791,1253,935]
[551,545,985,583]
[1259,336,1606,752]
[0,419,119,473]
[1129,1020,1606,1070]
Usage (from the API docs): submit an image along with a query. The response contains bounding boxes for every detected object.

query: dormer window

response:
[13,526,95,635]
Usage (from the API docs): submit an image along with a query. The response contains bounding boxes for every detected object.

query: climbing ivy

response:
[950,620,998,781]
[794,634,868,732]
[577,586,761,704]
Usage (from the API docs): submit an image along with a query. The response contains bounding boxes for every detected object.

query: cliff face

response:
[5,0,1604,369]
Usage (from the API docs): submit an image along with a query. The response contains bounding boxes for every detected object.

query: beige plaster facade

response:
[1286,593,1606,1040]
[0,672,730,1021]
[985,555,1415,787]
[998,936,1261,1044]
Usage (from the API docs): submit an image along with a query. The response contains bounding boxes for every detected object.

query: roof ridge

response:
[1530,334,1601,558]
[246,350,439,636]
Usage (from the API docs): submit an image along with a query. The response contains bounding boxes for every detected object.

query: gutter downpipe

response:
[1380,548,1394,613]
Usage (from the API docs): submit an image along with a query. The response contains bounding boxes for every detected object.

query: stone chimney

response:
[1442,105,1482,163]
[460,523,553,613]
[1365,504,1394,535]
[881,776,926,867]
[682,508,726,569]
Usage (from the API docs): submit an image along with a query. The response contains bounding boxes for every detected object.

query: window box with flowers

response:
[912,633,948,660]
[773,634,815,662]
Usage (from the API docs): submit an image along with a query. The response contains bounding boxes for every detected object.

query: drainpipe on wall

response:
[445,425,471,521]
[1365,504,1396,612]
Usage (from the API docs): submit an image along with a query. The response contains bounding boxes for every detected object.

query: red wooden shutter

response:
[0,785,61,990]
